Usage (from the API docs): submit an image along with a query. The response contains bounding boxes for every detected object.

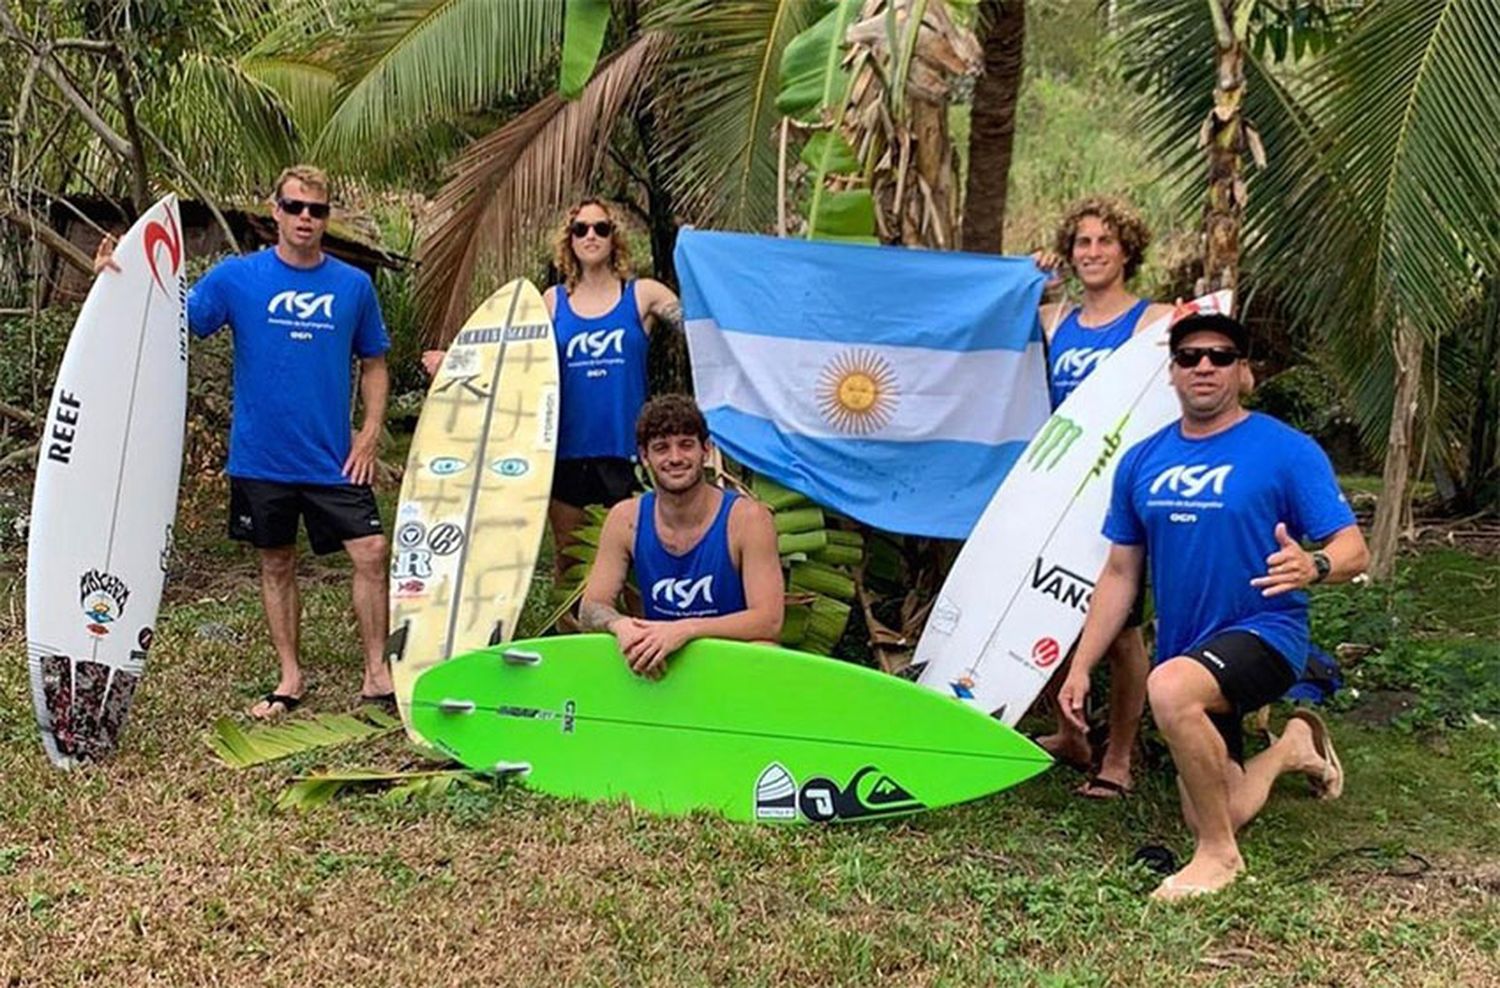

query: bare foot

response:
[1277,717,1330,777]
[1150,851,1244,901]
[361,666,394,698]
[1035,729,1092,771]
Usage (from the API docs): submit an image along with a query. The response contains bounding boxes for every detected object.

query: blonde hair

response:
[1053,196,1152,281]
[553,198,633,291]
[273,164,330,200]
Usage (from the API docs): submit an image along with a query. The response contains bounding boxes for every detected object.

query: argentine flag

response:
[676,230,1048,539]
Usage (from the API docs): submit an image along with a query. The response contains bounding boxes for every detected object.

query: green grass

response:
[3,533,1498,984]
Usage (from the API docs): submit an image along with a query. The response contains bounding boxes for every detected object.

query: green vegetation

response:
[2,535,1497,984]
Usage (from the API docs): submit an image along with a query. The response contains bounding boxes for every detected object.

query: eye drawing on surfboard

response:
[428,457,467,476]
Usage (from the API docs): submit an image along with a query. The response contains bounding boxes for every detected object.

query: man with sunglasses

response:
[1057,312,1368,900]
[97,164,393,719]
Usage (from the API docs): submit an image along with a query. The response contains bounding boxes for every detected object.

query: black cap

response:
[1169,312,1250,355]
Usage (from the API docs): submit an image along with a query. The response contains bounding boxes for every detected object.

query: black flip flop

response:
[251,692,301,720]
[359,691,398,713]
[1077,775,1133,800]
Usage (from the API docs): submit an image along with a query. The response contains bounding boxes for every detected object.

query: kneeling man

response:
[580,395,784,676]
[1059,313,1369,899]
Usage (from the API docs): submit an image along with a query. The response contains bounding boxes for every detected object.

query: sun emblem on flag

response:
[816,349,899,434]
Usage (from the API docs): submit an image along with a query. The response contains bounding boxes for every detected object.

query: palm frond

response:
[207,708,401,769]
[1252,0,1499,447]
[313,0,564,168]
[413,32,667,344]
[647,0,824,231]
[276,768,490,811]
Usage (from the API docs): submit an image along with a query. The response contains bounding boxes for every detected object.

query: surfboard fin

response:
[437,698,476,715]
[501,648,541,666]
[492,760,531,777]
[384,624,409,666]
[487,621,505,646]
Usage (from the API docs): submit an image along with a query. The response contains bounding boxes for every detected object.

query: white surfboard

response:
[26,195,187,767]
[914,290,1232,722]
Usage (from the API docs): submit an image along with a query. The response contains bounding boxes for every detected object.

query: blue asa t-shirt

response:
[188,249,389,485]
[1103,412,1355,674]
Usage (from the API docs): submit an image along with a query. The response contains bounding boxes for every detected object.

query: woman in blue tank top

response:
[420,198,687,578]
[543,199,683,577]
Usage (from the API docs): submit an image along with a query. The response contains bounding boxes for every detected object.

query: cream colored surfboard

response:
[388,279,559,742]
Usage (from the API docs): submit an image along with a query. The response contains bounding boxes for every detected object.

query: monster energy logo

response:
[1075,413,1131,495]
[1027,416,1083,471]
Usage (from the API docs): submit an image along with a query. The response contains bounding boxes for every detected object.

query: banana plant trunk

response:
[1201,0,1245,300]
[1368,321,1424,581]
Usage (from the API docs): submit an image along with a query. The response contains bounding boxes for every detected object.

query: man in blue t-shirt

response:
[579,396,784,678]
[95,165,393,719]
[1057,313,1369,900]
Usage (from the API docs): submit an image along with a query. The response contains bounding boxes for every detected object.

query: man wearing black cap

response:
[1058,312,1370,899]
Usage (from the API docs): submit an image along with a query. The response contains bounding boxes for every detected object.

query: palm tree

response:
[1119,0,1500,576]
[961,0,1026,253]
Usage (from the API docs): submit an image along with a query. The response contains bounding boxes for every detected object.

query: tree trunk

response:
[1200,1,1244,300]
[1369,321,1423,581]
[960,0,1025,253]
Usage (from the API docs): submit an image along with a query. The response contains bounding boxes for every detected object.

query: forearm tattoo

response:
[579,599,625,632]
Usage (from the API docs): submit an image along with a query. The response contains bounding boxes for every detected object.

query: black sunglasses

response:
[277,197,330,219]
[1171,346,1242,369]
[569,220,614,239]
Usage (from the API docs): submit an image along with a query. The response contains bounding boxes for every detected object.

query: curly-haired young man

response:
[1028,196,1175,799]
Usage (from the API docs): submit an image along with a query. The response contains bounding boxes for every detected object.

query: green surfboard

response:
[411,634,1052,823]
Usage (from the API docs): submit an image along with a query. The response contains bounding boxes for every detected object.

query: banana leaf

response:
[208,708,401,769]
[276,768,490,812]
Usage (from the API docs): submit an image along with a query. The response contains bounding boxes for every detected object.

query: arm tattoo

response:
[656,300,684,335]
[579,599,625,632]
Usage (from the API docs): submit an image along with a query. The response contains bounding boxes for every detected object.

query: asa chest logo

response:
[80,569,130,636]
[266,289,338,338]
[651,575,715,612]
[1053,347,1111,380]
[1148,463,1233,505]
[565,328,626,364]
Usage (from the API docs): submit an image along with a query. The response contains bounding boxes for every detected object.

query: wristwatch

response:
[1311,551,1332,584]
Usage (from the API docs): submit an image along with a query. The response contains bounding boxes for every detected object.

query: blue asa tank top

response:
[634,490,748,621]
[1047,298,1150,409]
[555,280,650,460]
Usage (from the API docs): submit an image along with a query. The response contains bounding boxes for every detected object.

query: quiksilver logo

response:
[565,328,625,361]
[652,575,714,610]
[1149,464,1233,498]
[267,290,335,320]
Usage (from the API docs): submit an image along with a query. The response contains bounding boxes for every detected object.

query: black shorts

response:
[229,477,383,555]
[1181,630,1296,763]
[552,456,640,509]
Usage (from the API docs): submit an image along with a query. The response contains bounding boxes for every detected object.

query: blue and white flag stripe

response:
[688,319,1044,445]
[676,229,1049,539]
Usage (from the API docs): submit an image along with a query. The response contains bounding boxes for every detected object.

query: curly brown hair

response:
[1053,196,1152,281]
[636,394,708,449]
[553,197,634,291]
